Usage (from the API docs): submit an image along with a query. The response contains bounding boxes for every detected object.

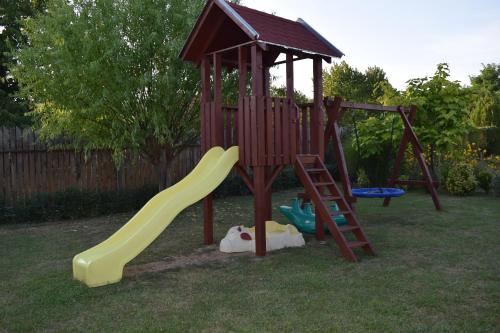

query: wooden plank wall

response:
[0,127,201,205]
[238,96,298,166]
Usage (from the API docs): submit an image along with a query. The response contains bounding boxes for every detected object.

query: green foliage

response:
[354,115,403,158]
[493,175,500,197]
[468,63,500,128]
[469,86,500,128]
[12,0,208,187]
[445,163,477,196]
[470,63,500,91]
[323,61,390,103]
[356,169,370,187]
[0,0,45,127]
[476,171,493,194]
[269,86,310,104]
[1,168,302,223]
[0,186,157,223]
[405,64,470,161]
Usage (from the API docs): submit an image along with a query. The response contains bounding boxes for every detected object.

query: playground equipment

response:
[279,199,347,234]
[180,0,377,263]
[74,0,442,287]
[352,188,406,199]
[219,221,305,253]
[73,147,238,287]
[320,97,441,210]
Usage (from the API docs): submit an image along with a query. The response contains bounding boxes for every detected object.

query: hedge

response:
[0,167,305,224]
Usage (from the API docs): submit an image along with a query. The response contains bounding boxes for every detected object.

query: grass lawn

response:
[1,189,499,332]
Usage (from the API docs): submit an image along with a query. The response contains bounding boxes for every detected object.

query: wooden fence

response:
[0,127,201,205]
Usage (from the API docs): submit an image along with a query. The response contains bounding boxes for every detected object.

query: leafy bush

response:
[398,175,410,190]
[1,167,307,224]
[356,169,371,187]
[476,171,494,194]
[445,163,477,196]
[1,186,157,224]
[493,176,500,197]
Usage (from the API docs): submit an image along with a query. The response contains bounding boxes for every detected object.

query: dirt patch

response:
[123,246,252,277]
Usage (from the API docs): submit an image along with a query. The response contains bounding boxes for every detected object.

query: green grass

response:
[1,189,499,332]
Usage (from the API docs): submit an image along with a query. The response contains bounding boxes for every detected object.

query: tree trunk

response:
[156,149,173,192]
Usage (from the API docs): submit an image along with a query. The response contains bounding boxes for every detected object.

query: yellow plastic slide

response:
[73,146,239,287]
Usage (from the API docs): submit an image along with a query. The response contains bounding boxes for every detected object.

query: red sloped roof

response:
[228,2,343,58]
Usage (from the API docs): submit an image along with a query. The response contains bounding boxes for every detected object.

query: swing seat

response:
[352,188,405,198]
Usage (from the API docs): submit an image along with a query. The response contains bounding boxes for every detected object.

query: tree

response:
[469,63,500,128]
[323,61,368,102]
[13,0,213,189]
[0,0,46,127]
[269,86,310,104]
[323,61,390,103]
[404,63,470,167]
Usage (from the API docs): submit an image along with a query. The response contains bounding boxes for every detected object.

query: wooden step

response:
[338,225,360,233]
[321,195,341,201]
[313,182,333,187]
[298,155,317,164]
[294,154,375,261]
[306,168,325,173]
[348,241,369,249]
[331,211,350,217]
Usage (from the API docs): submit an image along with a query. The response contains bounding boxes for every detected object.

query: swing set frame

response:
[323,96,442,211]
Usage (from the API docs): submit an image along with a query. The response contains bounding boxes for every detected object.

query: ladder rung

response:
[348,241,368,248]
[321,195,341,201]
[338,225,360,233]
[313,182,332,187]
[306,168,325,173]
[298,155,317,164]
[331,211,350,217]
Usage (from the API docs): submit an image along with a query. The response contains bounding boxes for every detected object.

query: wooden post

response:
[264,67,271,96]
[325,96,356,207]
[201,56,211,152]
[253,166,267,256]
[238,46,248,163]
[250,44,267,256]
[201,55,214,245]
[251,44,263,96]
[312,57,326,240]
[286,53,294,101]
[213,53,223,146]
[238,47,248,98]
[312,57,325,159]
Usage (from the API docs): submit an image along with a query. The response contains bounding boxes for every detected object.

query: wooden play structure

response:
[181,0,440,262]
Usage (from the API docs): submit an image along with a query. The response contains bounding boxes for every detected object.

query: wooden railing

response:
[238,96,298,167]
[202,97,316,167]
[222,105,238,149]
[201,103,239,152]
[297,102,314,155]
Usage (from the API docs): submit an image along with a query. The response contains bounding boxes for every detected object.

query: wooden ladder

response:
[295,154,376,262]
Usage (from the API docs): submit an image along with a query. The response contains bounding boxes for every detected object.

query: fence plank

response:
[0,127,202,205]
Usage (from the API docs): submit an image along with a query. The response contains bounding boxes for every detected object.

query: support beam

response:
[265,165,284,192]
[286,53,294,101]
[238,47,248,98]
[213,53,223,146]
[312,57,325,159]
[272,55,308,67]
[325,96,356,206]
[238,46,248,164]
[253,166,267,256]
[200,56,211,153]
[235,165,254,194]
[203,196,214,245]
[251,44,263,96]
[263,67,271,96]
[201,56,214,245]
[251,44,265,165]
